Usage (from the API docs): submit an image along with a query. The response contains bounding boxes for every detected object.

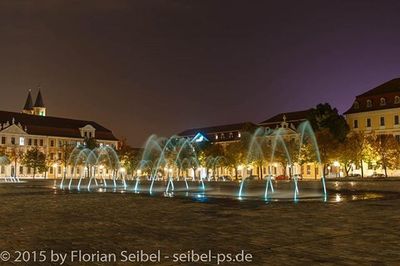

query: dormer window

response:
[79,124,96,139]
[353,101,359,109]
[395,96,400,104]
[366,99,372,108]
[380,97,386,106]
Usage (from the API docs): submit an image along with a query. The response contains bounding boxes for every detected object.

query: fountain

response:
[55,120,329,202]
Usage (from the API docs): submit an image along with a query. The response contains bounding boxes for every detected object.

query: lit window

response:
[19,137,25,146]
[238,132,241,138]
[380,97,386,106]
[366,99,372,108]
[215,135,218,140]
[395,96,400,104]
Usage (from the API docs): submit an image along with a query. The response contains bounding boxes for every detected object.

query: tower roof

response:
[23,90,33,111]
[34,90,45,108]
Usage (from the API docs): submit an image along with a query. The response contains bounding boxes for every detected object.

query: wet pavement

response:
[0,180,399,265]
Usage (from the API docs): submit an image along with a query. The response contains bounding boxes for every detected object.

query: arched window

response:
[395,96,400,104]
[366,99,372,108]
[353,101,359,109]
[380,97,386,106]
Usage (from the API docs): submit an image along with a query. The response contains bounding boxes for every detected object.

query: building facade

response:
[178,110,323,180]
[345,78,400,176]
[0,90,118,179]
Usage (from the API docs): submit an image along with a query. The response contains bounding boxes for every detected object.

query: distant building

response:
[0,89,118,179]
[345,78,400,138]
[345,78,400,175]
[178,122,257,146]
[177,109,322,180]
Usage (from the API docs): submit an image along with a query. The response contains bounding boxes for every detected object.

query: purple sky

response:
[0,0,399,146]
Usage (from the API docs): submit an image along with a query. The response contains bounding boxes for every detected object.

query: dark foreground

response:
[0,181,399,265]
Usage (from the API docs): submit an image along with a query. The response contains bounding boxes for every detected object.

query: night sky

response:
[1,1,400,147]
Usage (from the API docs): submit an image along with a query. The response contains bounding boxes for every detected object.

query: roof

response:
[357,78,400,97]
[260,109,312,124]
[23,91,33,111]
[178,122,257,137]
[345,78,400,114]
[0,110,117,141]
[34,90,45,108]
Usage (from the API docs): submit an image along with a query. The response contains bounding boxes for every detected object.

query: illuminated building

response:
[0,89,118,178]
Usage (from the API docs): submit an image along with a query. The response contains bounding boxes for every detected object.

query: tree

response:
[308,103,349,142]
[225,140,247,180]
[369,134,399,177]
[118,139,142,177]
[8,147,24,178]
[308,103,349,176]
[0,147,10,172]
[338,132,371,177]
[22,147,46,179]
[59,142,75,178]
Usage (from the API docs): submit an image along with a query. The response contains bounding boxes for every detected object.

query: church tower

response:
[22,89,34,115]
[33,89,46,116]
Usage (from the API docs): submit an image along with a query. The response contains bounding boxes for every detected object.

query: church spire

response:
[34,89,45,108]
[33,86,46,116]
[22,89,34,114]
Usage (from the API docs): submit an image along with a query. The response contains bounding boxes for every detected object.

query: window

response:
[380,117,385,126]
[1,137,5,144]
[238,132,241,138]
[306,165,311,175]
[34,139,38,146]
[353,101,359,109]
[215,135,218,140]
[28,138,32,146]
[396,135,400,143]
[380,97,386,106]
[395,115,399,125]
[11,137,15,145]
[395,96,400,104]
[50,168,53,174]
[19,166,23,174]
[366,99,372,108]
[50,140,54,147]
[367,118,371,127]
[19,137,25,146]
[27,168,31,174]
[50,153,54,160]
[89,132,92,138]
[58,166,61,174]
[39,139,43,146]
[84,132,88,138]
[59,140,63,147]
[353,120,358,128]
[58,153,62,160]
[0,166,4,174]
[229,132,233,138]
